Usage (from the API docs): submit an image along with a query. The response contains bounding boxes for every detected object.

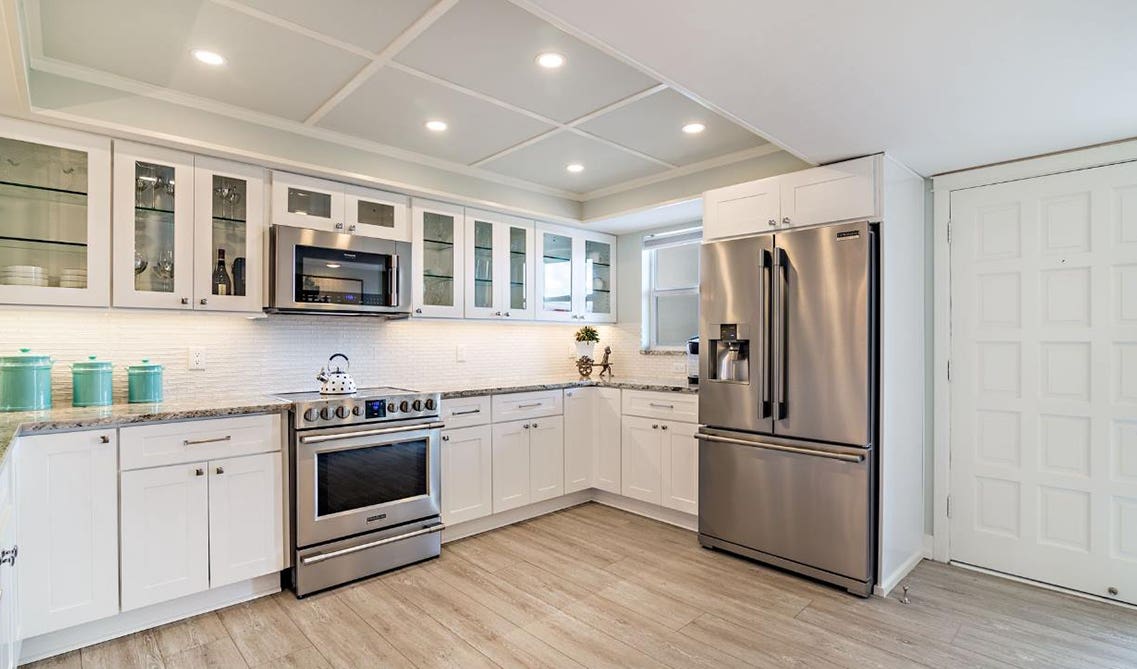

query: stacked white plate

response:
[1,265,48,287]
[59,268,87,289]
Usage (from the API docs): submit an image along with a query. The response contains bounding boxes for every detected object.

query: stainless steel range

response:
[275,386,443,596]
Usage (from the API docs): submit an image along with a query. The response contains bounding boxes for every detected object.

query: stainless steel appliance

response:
[268,225,411,316]
[275,387,443,596]
[698,220,878,596]
[685,337,699,385]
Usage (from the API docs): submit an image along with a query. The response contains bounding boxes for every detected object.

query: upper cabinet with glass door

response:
[411,199,464,318]
[192,157,265,313]
[271,172,408,241]
[113,142,194,309]
[0,118,110,307]
[535,223,616,323]
[464,209,534,320]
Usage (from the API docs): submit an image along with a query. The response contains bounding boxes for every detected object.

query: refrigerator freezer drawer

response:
[698,432,873,583]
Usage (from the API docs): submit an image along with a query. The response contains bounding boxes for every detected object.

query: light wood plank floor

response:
[27,502,1137,669]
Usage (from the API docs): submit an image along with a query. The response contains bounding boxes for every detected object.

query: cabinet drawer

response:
[120,413,282,470]
[439,395,492,429]
[492,390,563,423]
[622,390,698,423]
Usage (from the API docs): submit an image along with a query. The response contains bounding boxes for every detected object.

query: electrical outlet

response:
[188,349,206,371]
[456,345,467,363]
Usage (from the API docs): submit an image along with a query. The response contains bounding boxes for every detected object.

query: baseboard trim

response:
[922,533,934,559]
[19,573,280,664]
[950,561,1137,612]
[589,490,698,531]
[442,491,594,542]
[875,548,925,597]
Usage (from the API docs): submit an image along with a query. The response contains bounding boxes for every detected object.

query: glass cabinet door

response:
[411,200,464,318]
[582,238,614,320]
[113,143,194,309]
[536,227,575,321]
[346,185,409,241]
[270,172,344,232]
[193,157,264,313]
[0,120,111,307]
[504,224,533,319]
[468,217,497,317]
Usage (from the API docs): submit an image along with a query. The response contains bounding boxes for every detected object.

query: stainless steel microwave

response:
[267,225,411,316]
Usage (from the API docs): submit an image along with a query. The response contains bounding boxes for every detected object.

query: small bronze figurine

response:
[598,346,614,378]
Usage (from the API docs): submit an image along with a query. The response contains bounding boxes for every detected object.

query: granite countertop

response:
[0,395,291,463]
[426,376,699,399]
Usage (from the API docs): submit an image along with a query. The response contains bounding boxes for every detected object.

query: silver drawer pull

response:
[697,433,865,463]
[649,402,675,409]
[517,402,542,409]
[183,435,232,446]
[301,523,445,565]
[451,408,482,416]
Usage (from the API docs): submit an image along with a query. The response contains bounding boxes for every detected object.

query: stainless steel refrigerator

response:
[698,220,877,596]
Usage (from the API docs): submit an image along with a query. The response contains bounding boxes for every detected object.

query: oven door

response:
[296,420,441,547]
[270,225,411,314]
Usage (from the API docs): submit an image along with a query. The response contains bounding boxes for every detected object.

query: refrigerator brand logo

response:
[836,230,861,240]
[366,513,387,523]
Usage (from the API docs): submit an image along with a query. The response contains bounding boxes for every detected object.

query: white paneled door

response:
[950,160,1137,606]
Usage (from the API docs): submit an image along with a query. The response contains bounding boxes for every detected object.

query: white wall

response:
[0,309,686,407]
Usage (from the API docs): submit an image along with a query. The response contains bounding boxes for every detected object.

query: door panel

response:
[594,388,622,493]
[774,221,873,446]
[412,200,465,318]
[779,155,878,228]
[950,161,1137,605]
[208,452,284,588]
[441,425,493,524]
[621,416,661,504]
[563,389,594,493]
[529,416,564,502]
[492,421,530,512]
[120,463,209,611]
[661,422,698,514]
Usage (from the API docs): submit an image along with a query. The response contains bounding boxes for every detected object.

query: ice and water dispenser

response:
[708,324,749,383]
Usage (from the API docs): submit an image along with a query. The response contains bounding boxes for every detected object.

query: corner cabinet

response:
[0,118,111,308]
[411,199,465,318]
[114,143,266,313]
[464,209,535,320]
[534,223,616,323]
[271,172,409,241]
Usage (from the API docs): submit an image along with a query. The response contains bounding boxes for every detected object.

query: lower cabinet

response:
[17,430,119,638]
[593,388,622,494]
[563,389,594,493]
[529,416,564,502]
[121,451,283,610]
[492,420,531,513]
[0,459,18,669]
[441,425,493,524]
[621,416,662,504]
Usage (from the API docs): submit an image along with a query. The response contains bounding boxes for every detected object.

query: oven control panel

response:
[292,393,440,429]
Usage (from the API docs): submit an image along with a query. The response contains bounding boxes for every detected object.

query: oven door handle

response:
[301,522,445,565]
[299,421,444,444]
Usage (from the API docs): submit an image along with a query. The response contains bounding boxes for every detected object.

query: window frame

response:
[642,231,701,352]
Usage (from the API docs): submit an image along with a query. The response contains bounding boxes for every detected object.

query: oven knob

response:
[399,400,410,412]
[319,407,332,420]
[303,408,319,422]
[412,399,423,412]
[387,402,397,413]
[335,406,350,419]
[352,406,362,416]
[425,398,436,411]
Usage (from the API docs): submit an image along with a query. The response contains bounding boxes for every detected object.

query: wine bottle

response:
[213,248,232,296]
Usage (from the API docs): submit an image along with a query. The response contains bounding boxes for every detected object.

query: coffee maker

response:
[685,337,699,385]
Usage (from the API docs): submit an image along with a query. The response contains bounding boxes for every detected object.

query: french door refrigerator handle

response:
[774,247,788,420]
[759,248,772,418]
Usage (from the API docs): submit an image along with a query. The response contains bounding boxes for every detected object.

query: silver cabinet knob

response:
[99,434,110,444]
[494,311,502,316]
[532,422,538,428]
[415,308,422,314]
[348,224,357,233]
[782,217,791,226]
[661,425,669,431]
[442,435,450,441]
[504,311,511,317]
[523,424,530,429]
[200,298,208,305]
[215,466,224,475]
[652,424,659,429]
[194,468,204,476]
[181,297,189,305]
[334,222,344,230]
[768,219,777,226]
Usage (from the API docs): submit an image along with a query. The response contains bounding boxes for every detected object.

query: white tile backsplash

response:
[1,310,685,405]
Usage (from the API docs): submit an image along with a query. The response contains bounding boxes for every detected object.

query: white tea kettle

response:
[316,353,357,395]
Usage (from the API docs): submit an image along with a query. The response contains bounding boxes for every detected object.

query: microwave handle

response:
[388,254,400,308]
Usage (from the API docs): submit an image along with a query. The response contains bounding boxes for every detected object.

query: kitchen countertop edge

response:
[434,378,699,399]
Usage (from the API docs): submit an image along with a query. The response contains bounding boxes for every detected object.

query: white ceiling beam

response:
[387,61,562,128]
[581,142,783,200]
[208,0,375,59]
[469,128,565,168]
[303,0,460,126]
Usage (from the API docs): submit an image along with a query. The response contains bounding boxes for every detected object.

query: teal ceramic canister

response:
[127,359,163,403]
[0,347,53,411]
[71,355,113,407]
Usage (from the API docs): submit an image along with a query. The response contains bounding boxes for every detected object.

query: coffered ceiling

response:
[22,0,777,197]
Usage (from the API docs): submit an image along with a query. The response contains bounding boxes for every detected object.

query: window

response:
[643,227,701,350]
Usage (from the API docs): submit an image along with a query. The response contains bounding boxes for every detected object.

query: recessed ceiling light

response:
[566,163,584,173]
[682,122,706,134]
[424,120,448,132]
[536,52,566,69]
[191,49,225,66]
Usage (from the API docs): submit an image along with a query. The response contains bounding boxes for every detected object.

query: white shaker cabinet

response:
[208,452,284,588]
[464,209,535,321]
[529,416,564,503]
[17,430,119,638]
[440,425,493,525]
[491,420,531,513]
[534,223,616,323]
[702,176,781,241]
[621,416,662,505]
[778,155,879,229]
[412,199,466,318]
[192,157,266,313]
[344,184,410,241]
[593,388,622,494]
[120,462,210,611]
[0,459,17,669]
[659,421,699,514]
[270,172,344,232]
[563,389,594,493]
